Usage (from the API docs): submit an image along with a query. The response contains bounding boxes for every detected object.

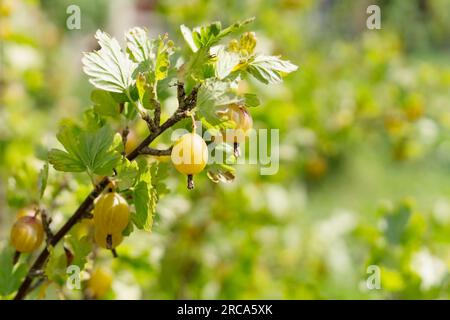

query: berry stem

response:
[106,234,112,250]
[13,251,20,266]
[233,142,240,158]
[187,174,194,190]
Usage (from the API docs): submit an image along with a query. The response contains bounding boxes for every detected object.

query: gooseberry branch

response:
[13,82,199,300]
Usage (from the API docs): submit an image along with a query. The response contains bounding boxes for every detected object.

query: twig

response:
[152,98,161,128]
[121,126,130,156]
[142,112,157,132]
[40,209,54,245]
[139,146,172,156]
[13,82,200,300]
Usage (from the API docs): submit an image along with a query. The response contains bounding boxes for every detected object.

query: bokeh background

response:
[1,0,450,299]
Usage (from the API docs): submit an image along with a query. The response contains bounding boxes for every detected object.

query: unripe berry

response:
[93,192,130,235]
[87,267,112,299]
[10,216,44,253]
[218,104,253,157]
[171,133,208,189]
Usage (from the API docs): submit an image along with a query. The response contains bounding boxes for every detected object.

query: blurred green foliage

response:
[1,0,450,299]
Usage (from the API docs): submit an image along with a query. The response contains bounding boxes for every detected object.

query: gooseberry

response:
[218,104,253,156]
[10,216,44,253]
[171,133,208,189]
[93,192,130,235]
[87,267,112,299]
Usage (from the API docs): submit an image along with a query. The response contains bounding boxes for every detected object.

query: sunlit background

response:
[1,0,450,299]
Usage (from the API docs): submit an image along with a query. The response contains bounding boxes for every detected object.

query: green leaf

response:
[125,28,173,86]
[91,90,120,117]
[0,247,28,296]
[246,55,298,84]
[384,204,411,245]
[37,161,49,199]
[153,35,173,82]
[133,181,155,231]
[125,27,154,63]
[244,93,261,108]
[132,161,168,231]
[122,220,134,236]
[49,124,121,176]
[214,45,240,80]
[150,162,170,197]
[82,30,136,93]
[114,158,139,191]
[181,18,254,52]
[65,235,92,270]
[197,80,243,130]
[48,149,85,172]
[207,163,236,184]
[217,17,255,39]
[180,19,254,94]
[45,244,67,285]
[247,55,298,84]
[180,24,198,52]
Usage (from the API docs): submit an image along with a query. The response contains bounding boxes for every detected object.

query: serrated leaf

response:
[0,247,28,296]
[182,18,254,52]
[125,28,173,86]
[82,30,136,93]
[207,163,236,184]
[125,27,154,63]
[45,244,67,285]
[114,158,139,191]
[48,149,85,172]
[215,46,240,80]
[37,161,49,199]
[49,124,121,176]
[197,80,243,129]
[247,55,298,84]
[91,90,120,117]
[132,181,155,231]
[180,24,198,52]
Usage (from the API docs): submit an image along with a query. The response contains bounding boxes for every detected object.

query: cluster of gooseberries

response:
[10,208,44,263]
[9,104,253,269]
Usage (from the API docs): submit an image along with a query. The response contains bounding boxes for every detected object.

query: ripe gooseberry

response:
[171,132,208,190]
[93,192,130,235]
[10,216,44,253]
[87,267,112,299]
